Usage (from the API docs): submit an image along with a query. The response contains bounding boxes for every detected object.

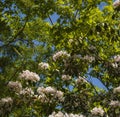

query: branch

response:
[48,15,54,25]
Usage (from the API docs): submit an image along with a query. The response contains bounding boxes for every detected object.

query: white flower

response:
[7,81,22,92]
[91,107,104,117]
[109,100,120,108]
[20,87,34,96]
[0,97,13,106]
[38,62,49,70]
[113,86,120,93]
[49,112,86,117]
[53,51,70,61]
[113,0,120,8]
[0,97,13,114]
[83,55,95,62]
[38,93,48,103]
[62,74,71,81]
[49,111,64,117]
[19,70,40,82]
[76,76,87,85]
[114,55,120,62]
[112,63,118,68]
[37,87,45,94]
[45,86,56,94]
[56,91,64,100]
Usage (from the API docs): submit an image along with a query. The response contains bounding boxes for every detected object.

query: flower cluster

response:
[62,74,71,81]
[37,86,64,102]
[7,81,22,93]
[112,55,120,68]
[83,55,95,62]
[113,0,120,8]
[20,87,34,97]
[38,62,49,70]
[75,76,87,85]
[19,70,40,82]
[0,97,13,115]
[109,100,120,108]
[114,55,120,62]
[91,107,104,117]
[48,111,86,117]
[53,51,70,61]
[113,86,120,93]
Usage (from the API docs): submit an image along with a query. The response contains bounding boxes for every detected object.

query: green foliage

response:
[0,0,120,116]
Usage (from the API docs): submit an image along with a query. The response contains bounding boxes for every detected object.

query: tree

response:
[0,0,120,116]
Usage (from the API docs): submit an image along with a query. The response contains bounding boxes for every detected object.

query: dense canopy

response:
[0,0,120,117]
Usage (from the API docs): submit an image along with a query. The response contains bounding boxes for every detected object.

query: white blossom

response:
[0,97,13,107]
[62,74,71,81]
[53,51,70,61]
[0,97,13,114]
[111,63,118,68]
[20,87,34,96]
[19,70,40,82]
[38,62,49,70]
[114,55,120,62]
[45,86,56,94]
[76,76,87,85]
[113,0,120,8]
[83,55,95,62]
[113,86,120,93]
[91,107,104,117]
[109,100,120,108]
[37,87,45,94]
[7,81,22,92]
[56,91,64,100]
[38,93,48,103]
[48,112,86,117]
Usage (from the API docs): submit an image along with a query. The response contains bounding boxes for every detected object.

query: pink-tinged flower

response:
[113,86,120,93]
[114,55,120,62]
[91,107,104,117]
[38,62,49,70]
[7,81,22,92]
[20,87,34,96]
[19,70,40,82]
[109,100,120,108]
[76,76,87,84]
[113,0,120,8]
[44,86,56,94]
[53,51,70,61]
[62,74,71,81]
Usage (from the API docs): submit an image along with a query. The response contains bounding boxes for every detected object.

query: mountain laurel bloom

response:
[38,62,49,70]
[113,0,120,8]
[19,70,40,82]
[91,107,104,117]
[0,97,13,106]
[56,91,64,100]
[62,74,71,81]
[48,111,86,117]
[20,87,34,96]
[7,81,22,92]
[83,55,95,62]
[113,86,120,93]
[76,76,87,85]
[44,86,56,94]
[109,100,120,108]
[53,50,70,61]
[37,86,64,102]
[0,97,13,115]
[114,55,120,62]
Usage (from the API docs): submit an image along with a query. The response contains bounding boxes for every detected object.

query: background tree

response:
[0,0,120,117]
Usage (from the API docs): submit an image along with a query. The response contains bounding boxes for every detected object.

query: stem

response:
[48,15,54,25]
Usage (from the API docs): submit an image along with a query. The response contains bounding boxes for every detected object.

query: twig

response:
[48,15,54,25]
